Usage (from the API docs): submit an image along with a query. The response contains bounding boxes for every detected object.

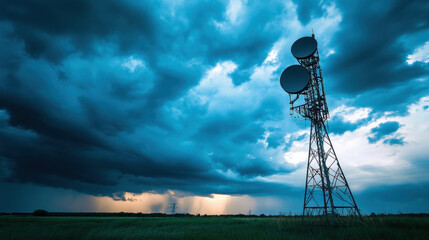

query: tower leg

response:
[315,121,336,224]
[321,123,362,218]
[303,121,360,223]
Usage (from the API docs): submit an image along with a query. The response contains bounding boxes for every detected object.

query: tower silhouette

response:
[280,35,360,223]
[169,202,176,215]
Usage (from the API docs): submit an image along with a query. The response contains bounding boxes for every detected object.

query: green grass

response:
[1,215,428,240]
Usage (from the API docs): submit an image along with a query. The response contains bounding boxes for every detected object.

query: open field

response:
[1,215,428,240]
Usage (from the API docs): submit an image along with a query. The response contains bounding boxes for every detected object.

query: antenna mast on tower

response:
[279,34,361,223]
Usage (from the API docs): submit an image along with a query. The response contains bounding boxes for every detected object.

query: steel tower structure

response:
[280,34,361,222]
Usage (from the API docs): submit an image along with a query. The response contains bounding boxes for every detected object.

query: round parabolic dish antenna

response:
[291,36,318,59]
[280,65,310,94]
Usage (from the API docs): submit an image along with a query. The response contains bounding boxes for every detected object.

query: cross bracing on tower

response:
[279,34,361,223]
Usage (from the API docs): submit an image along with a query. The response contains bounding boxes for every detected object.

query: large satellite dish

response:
[291,36,318,59]
[280,65,310,94]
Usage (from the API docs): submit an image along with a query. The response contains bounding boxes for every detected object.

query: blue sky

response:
[0,0,428,214]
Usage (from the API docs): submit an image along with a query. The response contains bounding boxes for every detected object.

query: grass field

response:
[1,215,428,240]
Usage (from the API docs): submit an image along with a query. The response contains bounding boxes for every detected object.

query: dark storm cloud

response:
[328,115,368,135]
[0,112,282,197]
[266,130,284,149]
[283,133,307,152]
[354,182,429,213]
[359,183,429,204]
[0,0,156,62]
[325,0,429,111]
[383,137,405,145]
[367,121,401,143]
[231,68,253,86]
[0,0,297,201]
[204,1,284,68]
[352,78,429,113]
[328,118,356,135]
[143,61,204,117]
[196,114,264,144]
[292,0,324,25]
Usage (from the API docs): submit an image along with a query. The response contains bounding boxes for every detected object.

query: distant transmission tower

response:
[279,35,361,223]
[169,202,176,215]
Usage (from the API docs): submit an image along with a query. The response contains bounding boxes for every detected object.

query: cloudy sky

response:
[1,0,428,215]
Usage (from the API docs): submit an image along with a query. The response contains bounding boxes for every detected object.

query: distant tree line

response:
[0,210,427,218]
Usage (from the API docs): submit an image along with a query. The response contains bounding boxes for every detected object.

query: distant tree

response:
[33,209,48,216]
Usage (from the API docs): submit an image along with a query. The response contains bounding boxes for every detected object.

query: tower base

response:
[303,121,361,223]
